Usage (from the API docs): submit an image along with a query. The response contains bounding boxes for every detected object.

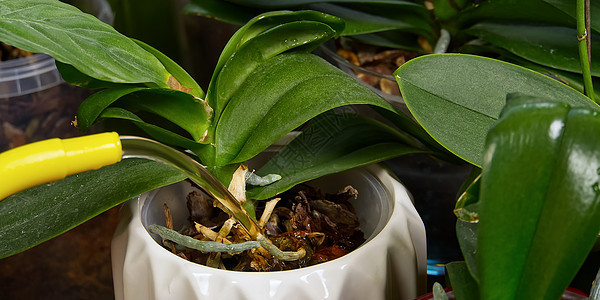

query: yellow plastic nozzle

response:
[0,132,122,200]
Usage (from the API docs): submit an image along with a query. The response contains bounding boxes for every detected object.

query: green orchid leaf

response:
[307,2,433,38]
[349,31,424,52]
[233,10,345,49]
[247,112,427,200]
[478,100,600,299]
[446,261,480,300]
[98,108,208,154]
[395,54,597,167]
[116,89,212,143]
[77,88,212,142]
[0,0,169,86]
[460,42,600,100]
[434,0,470,21]
[215,52,397,166]
[463,44,600,102]
[457,0,574,29]
[225,0,414,9]
[55,61,143,90]
[456,214,479,280]
[208,10,344,94]
[466,22,600,76]
[76,87,147,131]
[543,0,600,33]
[0,159,186,259]
[372,106,457,160]
[212,20,338,118]
[186,1,433,44]
[132,39,204,98]
[184,0,263,25]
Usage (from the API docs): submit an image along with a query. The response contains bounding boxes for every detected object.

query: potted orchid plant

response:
[0,1,442,298]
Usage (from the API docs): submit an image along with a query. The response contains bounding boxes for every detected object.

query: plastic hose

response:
[0,132,122,200]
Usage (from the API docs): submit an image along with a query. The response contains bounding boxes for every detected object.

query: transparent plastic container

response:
[0,53,92,151]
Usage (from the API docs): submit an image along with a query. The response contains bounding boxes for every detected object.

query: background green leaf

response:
[185,0,261,25]
[185,0,434,40]
[0,0,169,86]
[0,159,185,259]
[478,101,600,299]
[466,22,600,76]
[247,112,428,199]
[306,2,433,37]
[460,43,600,100]
[543,0,600,33]
[446,261,480,300]
[457,0,574,29]
[395,54,597,166]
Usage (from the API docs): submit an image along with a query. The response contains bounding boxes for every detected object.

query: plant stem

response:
[577,0,595,102]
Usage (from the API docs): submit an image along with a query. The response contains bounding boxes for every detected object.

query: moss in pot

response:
[0,1,447,297]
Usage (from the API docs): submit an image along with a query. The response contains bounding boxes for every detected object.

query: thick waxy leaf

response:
[215,52,397,166]
[434,0,470,21]
[184,0,261,25]
[116,89,212,142]
[247,112,427,200]
[132,39,204,98]
[478,101,600,299]
[55,61,141,90]
[458,0,574,28]
[307,2,433,37]
[461,43,600,100]
[76,87,147,131]
[97,108,208,154]
[77,88,212,142]
[466,22,600,76]
[227,0,415,9]
[349,32,424,52]
[212,20,338,118]
[186,0,433,40]
[395,54,597,166]
[446,261,480,300]
[0,0,169,86]
[207,10,344,94]
[0,159,186,258]
[543,0,600,33]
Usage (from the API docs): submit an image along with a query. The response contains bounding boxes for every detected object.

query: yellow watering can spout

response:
[0,132,122,200]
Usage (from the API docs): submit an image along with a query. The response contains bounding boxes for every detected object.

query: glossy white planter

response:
[111,164,427,300]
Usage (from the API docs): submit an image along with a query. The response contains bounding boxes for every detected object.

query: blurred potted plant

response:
[183,0,600,103]
[0,1,442,298]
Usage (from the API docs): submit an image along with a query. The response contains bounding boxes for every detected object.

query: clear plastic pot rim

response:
[0,53,63,98]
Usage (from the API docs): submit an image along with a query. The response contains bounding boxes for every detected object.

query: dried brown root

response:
[259,197,281,228]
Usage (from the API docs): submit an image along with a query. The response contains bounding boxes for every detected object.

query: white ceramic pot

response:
[111,164,427,300]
